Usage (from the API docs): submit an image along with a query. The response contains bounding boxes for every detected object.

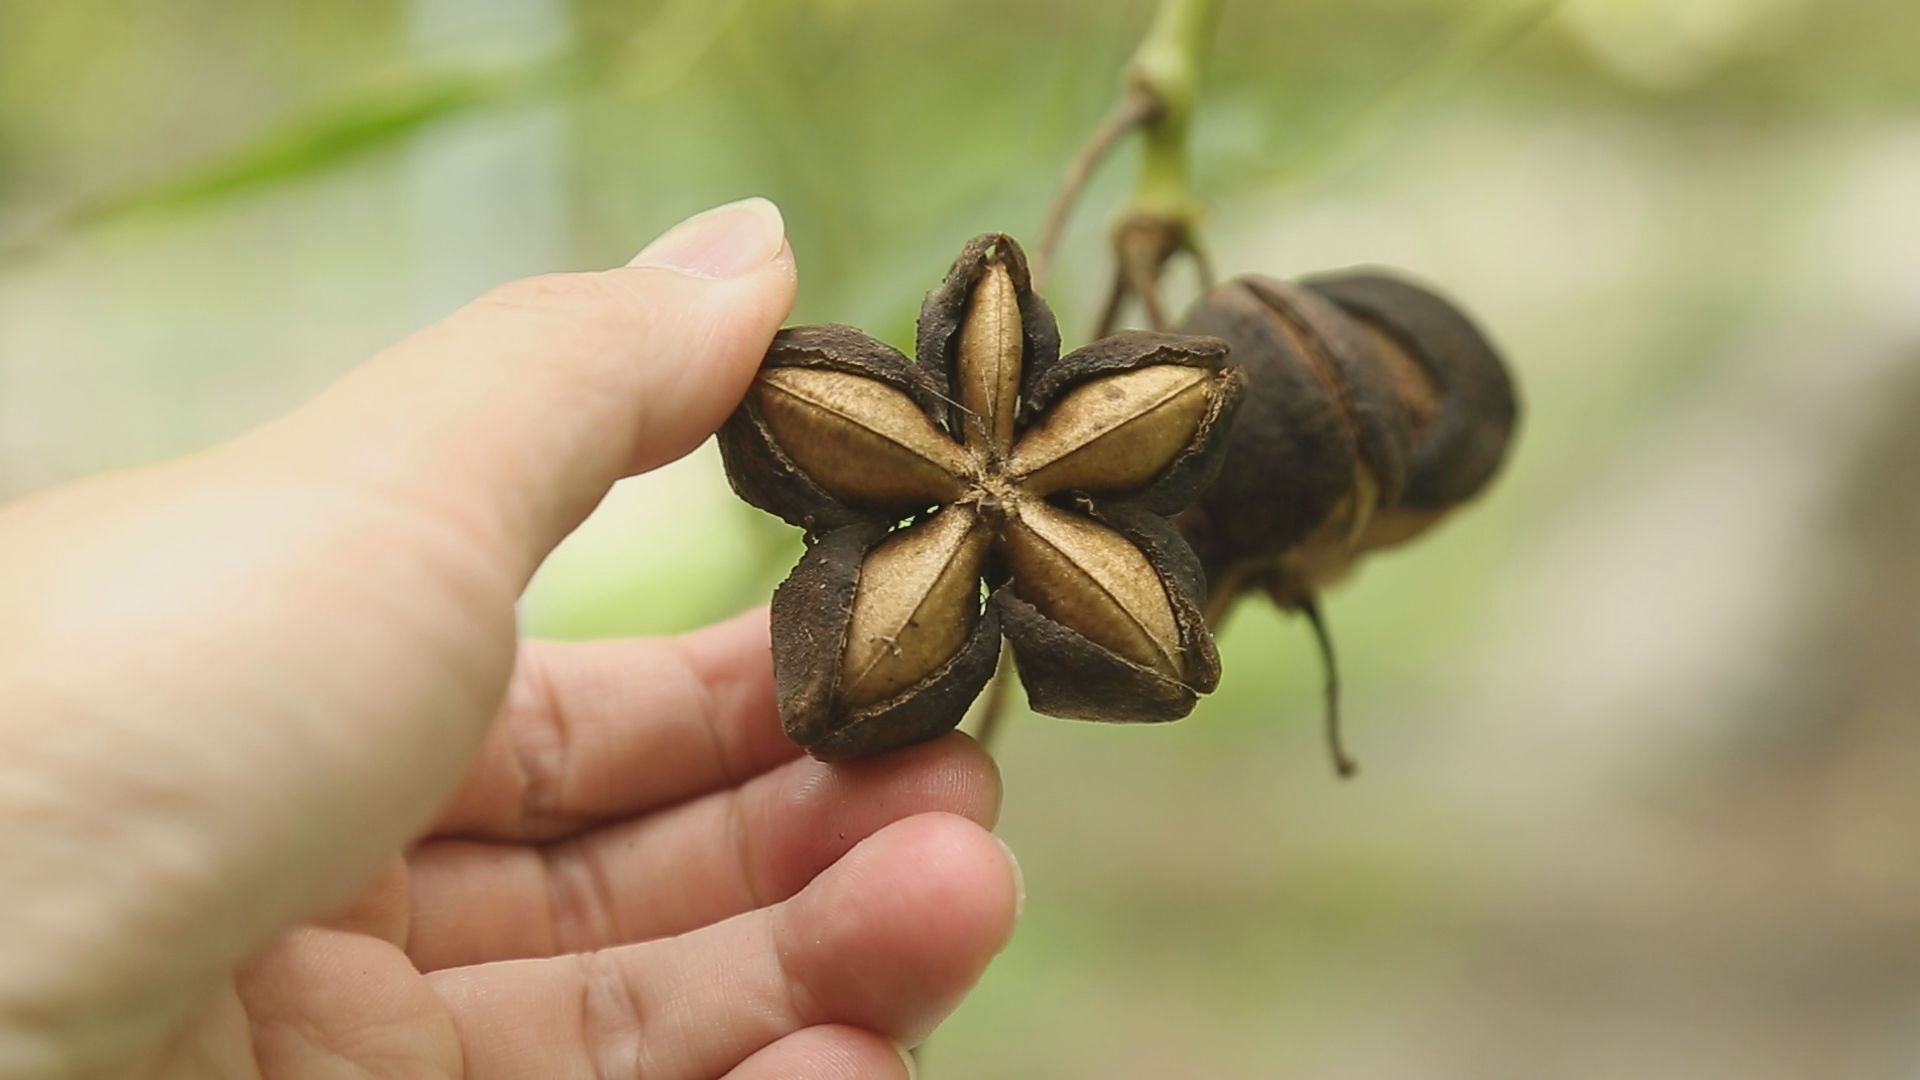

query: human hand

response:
[0,199,1021,1079]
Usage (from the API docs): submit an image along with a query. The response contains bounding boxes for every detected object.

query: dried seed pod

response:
[1174,275,1410,600]
[717,324,960,534]
[1304,270,1519,551]
[722,233,1245,759]
[1173,269,1519,776]
[1006,364,1220,496]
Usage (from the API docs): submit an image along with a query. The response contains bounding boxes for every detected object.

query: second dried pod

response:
[1175,268,1519,773]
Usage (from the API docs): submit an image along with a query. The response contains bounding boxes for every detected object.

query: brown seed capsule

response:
[1007,364,1220,495]
[721,233,1247,758]
[1173,275,1410,602]
[1304,270,1519,552]
[958,261,1023,452]
[1172,268,1519,777]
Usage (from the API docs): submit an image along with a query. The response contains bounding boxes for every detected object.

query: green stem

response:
[1033,0,1220,287]
[1126,0,1217,218]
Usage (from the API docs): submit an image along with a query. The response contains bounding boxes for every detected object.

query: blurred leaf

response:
[608,0,745,98]
[2,52,582,258]
[1241,0,1566,191]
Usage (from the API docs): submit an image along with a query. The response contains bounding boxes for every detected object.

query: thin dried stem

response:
[1104,212,1188,332]
[1121,243,1172,331]
[1299,593,1358,779]
[1190,237,1217,291]
[1033,87,1161,291]
[1092,268,1129,339]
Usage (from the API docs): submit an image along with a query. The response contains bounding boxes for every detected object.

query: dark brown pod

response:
[1171,265,1519,778]
[915,231,1063,438]
[1015,330,1245,516]
[1305,270,1518,548]
[1174,276,1410,592]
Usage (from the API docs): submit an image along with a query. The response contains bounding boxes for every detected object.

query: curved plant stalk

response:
[1030,0,1219,311]
[1032,87,1161,290]
[1298,593,1358,778]
[1197,561,1356,779]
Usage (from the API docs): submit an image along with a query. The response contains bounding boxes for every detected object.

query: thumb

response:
[255,197,796,581]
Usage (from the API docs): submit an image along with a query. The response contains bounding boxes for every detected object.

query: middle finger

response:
[404,732,999,971]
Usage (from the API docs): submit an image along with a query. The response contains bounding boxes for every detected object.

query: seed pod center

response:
[970,472,1020,532]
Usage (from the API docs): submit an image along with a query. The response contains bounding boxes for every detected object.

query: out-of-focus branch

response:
[1033,87,1160,289]
[1030,0,1219,294]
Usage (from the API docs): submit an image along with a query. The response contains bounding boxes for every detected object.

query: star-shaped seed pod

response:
[719,233,1246,759]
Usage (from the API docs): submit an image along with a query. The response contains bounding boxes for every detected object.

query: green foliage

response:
[1,56,580,259]
[1233,0,1566,192]
[78,70,547,221]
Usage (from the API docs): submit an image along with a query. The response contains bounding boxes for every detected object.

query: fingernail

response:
[892,1040,919,1079]
[629,197,785,279]
[769,238,798,284]
[995,835,1025,920]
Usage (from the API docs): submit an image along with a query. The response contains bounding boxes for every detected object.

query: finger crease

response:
[540,841,623,956]
[767,907,827,1032]
[574,949,646,1080]
[667,634,738,789]
[726,789,768,911]
[510,650,574,830]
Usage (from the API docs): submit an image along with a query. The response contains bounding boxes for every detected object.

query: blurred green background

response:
[5,0,1919,1076]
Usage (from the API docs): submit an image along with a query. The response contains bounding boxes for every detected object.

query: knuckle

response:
[502,652,572,829]
[573,949,647,1080]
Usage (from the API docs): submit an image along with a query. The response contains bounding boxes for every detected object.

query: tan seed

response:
[840,506,991,706]
[756,368,971,508]
[1007,365,1214,495]
[956,261,1023,455]
[1000,500,1184,677]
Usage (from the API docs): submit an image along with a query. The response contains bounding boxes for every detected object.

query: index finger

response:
[430,606,803,842]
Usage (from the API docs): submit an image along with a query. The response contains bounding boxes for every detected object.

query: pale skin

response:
[0,199,1021,1079]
